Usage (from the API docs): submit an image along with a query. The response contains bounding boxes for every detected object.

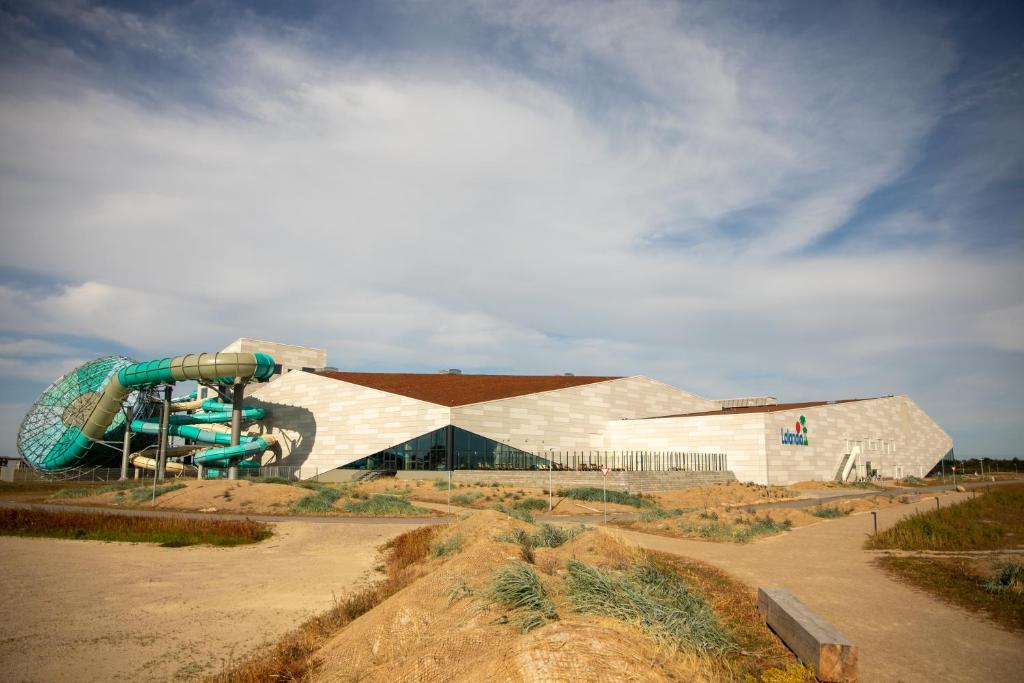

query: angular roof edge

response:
[315,371,624,407]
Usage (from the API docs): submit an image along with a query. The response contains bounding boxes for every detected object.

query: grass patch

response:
[433,478,453,490]
[343,494,426,515]
[639,507,692,522]
[496,523,587,549]
[129,482,186,502]
[487,560,557,633]
[566,558,734,653]
[556,486,655,508]
[876,555,1024,632]
[0,508,270,547]
[431,533,464,558]
[511,497,548,512]
[677,515,791,543]
[211,525,438,682]
[251,476,293,485]
[986,562,1024,595]
[451,492,483,505]
[810,506,850,519]
[50,480,149,499]
[866,484,1024,551]
[496,503,535,523]
[290,485,344,513]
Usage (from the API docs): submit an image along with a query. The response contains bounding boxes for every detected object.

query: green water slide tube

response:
[20,352,275,471]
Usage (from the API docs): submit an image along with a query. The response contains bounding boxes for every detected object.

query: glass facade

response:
[341,426,541,471]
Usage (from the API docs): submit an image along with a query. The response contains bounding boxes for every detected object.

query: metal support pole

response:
[229,381,243,481]
[119,405,133,480]
[156,385,171,481]
[935,496,940,511]
[871,511,877,535]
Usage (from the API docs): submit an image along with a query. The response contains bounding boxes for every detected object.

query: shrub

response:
[431,533,464,558]
[512,497,548,512]
[496,503,535,523]
[252,476,292,485]
[290,486,344,513]
[0,508,269,547]
[51,480,149,499]
[556,487,655,508]
[496,523,586,549]
[451,492,484,505]
[565,559,734,653]
[486,560,557,633]
[343,494,425,515]
[130,482,186,502]
[810,506,849,519]
[640,507,689,522]
[985,563,1024,595]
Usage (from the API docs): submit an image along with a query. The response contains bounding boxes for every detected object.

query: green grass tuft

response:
[496,523,586,549]
[511,497,548,512]
[565,558,735,653]
[129,482,186,502]
[433,478,453,490]
[51,480,150,499]
[985,562,1024,595]
[810,506,850,519]
[556,486,655,508]
[343,494,426,515]
[451,492,484,505]
[290,486,345,513]
[640,507,692,522]
[432,533,464,558]
[486,560,557,633]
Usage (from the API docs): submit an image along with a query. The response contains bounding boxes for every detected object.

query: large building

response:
[228,339,952,485]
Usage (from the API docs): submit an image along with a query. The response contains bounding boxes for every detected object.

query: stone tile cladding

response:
[245,370,450,479]
[221,338,327,373]
[760,395,951,484]
[607,395,951,484]
[450,376,719,453]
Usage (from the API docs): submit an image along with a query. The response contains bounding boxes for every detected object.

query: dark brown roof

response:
[645,398,868,419]
[315,371,623,407]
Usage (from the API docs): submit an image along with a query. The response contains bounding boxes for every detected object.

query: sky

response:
[0,0,1021,458]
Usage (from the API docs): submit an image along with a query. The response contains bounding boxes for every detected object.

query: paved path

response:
[606,491,1024,682]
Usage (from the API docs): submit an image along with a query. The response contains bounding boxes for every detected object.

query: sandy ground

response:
[606,491,1024,682]
[0,520,421,682]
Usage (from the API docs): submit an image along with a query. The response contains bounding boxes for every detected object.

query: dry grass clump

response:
[876,555,1024,632]
[211,525,438,682]
[487,560,558,633]
[866,484,1024,551]
[0,507,270,547]
[50,480,149,499]
[129,482,186,502]
[565,558,735,653]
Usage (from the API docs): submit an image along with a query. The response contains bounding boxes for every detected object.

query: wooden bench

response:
[757,587,858,682]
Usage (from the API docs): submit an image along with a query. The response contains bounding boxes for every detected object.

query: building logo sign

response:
[781,415,809,446]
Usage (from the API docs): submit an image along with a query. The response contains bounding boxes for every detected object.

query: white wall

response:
[451,375,718,453]
[244,371,449,478]
[607,395,951,484]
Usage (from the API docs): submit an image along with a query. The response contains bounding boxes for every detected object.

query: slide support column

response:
[119,404,132,481]
[156,386,171,481]
[228,381,243,480]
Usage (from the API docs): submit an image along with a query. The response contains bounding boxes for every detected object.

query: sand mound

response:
[54,480,308,514]
[310,510,791,682]
[653,482,796,509]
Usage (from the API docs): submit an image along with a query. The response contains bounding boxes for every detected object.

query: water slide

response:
[17,353,277,474]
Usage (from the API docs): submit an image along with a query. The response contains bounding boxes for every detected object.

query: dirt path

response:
[0,520,421,682]
[606,492,1024,682]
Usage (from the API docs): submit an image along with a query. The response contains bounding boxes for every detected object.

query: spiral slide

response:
[17,353,277,474]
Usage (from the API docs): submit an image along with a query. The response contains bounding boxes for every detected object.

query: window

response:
[340,426,540,471]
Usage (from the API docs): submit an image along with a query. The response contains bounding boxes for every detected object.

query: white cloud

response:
[0,1,1021,456]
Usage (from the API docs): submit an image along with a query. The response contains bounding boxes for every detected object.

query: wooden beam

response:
[757,587,858,682]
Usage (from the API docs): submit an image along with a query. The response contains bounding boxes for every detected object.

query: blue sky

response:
[0,0,1021,457]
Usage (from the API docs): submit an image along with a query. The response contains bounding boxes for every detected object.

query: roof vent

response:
[563,373,575,376]
[439,368,462,375]
[321,366,339,372]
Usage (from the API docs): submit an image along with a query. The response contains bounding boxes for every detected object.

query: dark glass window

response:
[339,426,543,471]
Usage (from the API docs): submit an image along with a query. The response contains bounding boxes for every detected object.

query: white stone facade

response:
[216,339,952,484]
[606,395,951,484]
[451,376,717,453]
